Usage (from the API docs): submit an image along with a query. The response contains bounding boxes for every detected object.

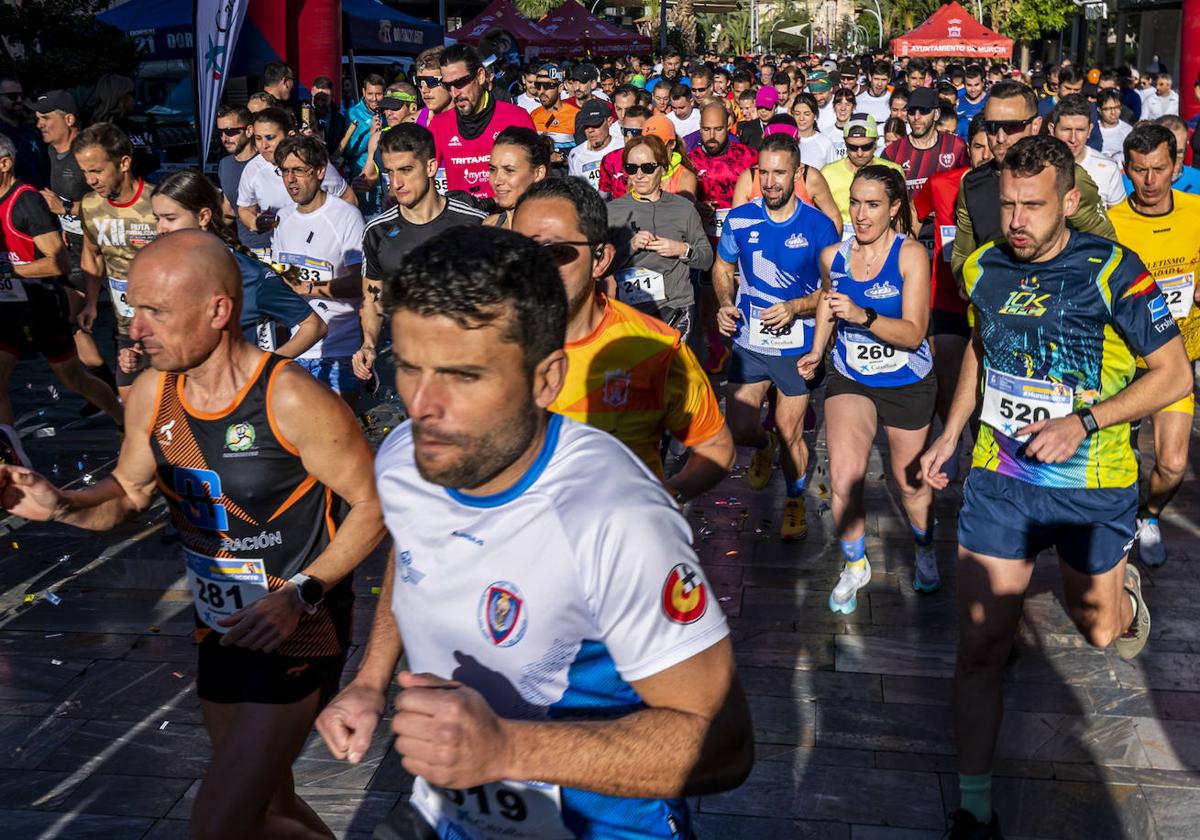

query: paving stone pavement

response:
[2,334,1200,839]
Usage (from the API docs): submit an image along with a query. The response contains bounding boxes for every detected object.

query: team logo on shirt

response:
[479,581,528,646]
[940,153,957,168]
[785,232,809,249]
[864,281,900,299]
[602,370,632,408]
[661,563,708,624]
[448,135,462,147]
[224,422,256,452]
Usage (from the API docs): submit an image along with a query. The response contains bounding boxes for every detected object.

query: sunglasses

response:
[983,115,1036,135]
[541,240,595,265]
[534,81,559,91]
[621,127,643,137]
[440,75,475,91]
[907,106,935,116]
[415,76,440,89]
[846,142,876,152]
[219,126,248,136]
[623,162,660,175]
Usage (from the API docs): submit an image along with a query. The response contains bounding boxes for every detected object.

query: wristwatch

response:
[861,307,879,329]
[680,243,694,262]
[1076,407,1100,437]
[289,573,324,614]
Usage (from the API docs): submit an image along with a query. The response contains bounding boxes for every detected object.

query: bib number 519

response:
[439,785,527,822]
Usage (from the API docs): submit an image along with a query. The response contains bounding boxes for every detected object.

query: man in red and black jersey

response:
[882,86,967,195]
[0,230,384,840]
[692,103,759,236]
[0,134,122,430]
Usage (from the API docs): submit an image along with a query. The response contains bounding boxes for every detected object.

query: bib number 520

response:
[996,397,1050,425]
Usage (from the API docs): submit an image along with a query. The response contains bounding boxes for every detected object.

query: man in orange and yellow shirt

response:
[514,176,734,501]
[530,64,579,167]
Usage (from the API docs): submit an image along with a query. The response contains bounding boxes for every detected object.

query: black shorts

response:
[825,367,937,430]
[929,308,971,338]
[0,281,77,363]
[114,333,146,388]
[196,591,352,706]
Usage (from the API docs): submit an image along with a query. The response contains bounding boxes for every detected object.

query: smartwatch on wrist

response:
[861,307,878,329]
[1076,407,1100,437]
[680,243,694,262]
[289,573,324,614]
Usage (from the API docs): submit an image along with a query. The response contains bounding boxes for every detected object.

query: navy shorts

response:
[958,469,1137,575]
[728,344,823,397]
[295,356,362,395]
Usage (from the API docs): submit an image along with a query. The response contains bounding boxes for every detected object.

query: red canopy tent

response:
[447,0,570,60]
[890,1,1013,60]
[539,1,652,57]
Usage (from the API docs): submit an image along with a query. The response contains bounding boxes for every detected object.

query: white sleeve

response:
[237,162,258,208]
[567,148,582,178]
[323,167,349,196]
[1101,166,1126,208]
[341,209,366,267]
[584,487,729,683]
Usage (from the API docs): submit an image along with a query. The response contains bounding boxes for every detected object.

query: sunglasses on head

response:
[623,162,660,175]
[983,115,1035,135]
[219,126,248,136]
[440,74,475,91]
[415,76,440,89]
[535,81,559,91]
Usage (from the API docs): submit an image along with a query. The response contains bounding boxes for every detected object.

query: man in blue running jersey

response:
[713,133,840,540]
[921,136,1190,840]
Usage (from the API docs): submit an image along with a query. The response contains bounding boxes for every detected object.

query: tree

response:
[988,0,1075,69]
[0,1,140,91]
[514,0,561,19]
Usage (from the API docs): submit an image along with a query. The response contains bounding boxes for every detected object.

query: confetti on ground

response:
[148,625,161,633]
[10,541,18,550]
[725,550,738,557]
[172,671,184,679]
[718,596,732,602]
[50,659,63,666]
[159,721,169,730]
[45,592,61,606]
[35,427,57,438]
[370,586,382,595]
[58,555,71,563]
[23,594,35,603]
[44,633,62,638]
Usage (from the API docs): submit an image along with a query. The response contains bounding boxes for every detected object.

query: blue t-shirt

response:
[219,154,272,251]
[717,198,839,357]
[829,234,933,388]
[1121,164,1200,197]
[234,251,315,349]
[956,90,987,139]
[344,99,376,173]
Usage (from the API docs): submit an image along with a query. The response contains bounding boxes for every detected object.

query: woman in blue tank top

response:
[797,165,940,614]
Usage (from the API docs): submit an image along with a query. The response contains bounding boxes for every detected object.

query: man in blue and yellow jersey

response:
[1109,123,1200,567]
[514,176,734,503]
[920,136,1190,840]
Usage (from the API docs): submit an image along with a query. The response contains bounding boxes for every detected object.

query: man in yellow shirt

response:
[819,115,903,240]
[514,176,734,502]
[1110,123,1200,566]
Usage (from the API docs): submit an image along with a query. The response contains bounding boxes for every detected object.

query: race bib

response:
[844,332,908,375]
[939,225,957,264]
[108,276,133,318]
[749,305,806,351]
[980,368,1074,442]
[582,160,602,188]
[616,267,667,306]
[0,271,28,303]
[434,167,448,196]
[59,212,83,236]
[250,247,273,264]
[1157,272,1195,320]
[184,549,269,633]
[278,253,334,285]
[706,207,731,239]
[410,777,573,840]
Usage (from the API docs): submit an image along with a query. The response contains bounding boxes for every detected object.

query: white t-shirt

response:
[1080,147,1127,208]
[376,413,729,839]
[237,154,349,216]
[1098,121,1133,166]
[668,107,701,139]
[857,90,891,124]
[799,132,837,169]
[270,196,365,360]
[569,136,622,191]
[516,92,540,114]
[817,100,838,133]
[823,124,848,159]
[1143,90,1180,120]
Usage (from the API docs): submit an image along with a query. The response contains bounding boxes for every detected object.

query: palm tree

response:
[513,0,559,21]
[669,0,698,55]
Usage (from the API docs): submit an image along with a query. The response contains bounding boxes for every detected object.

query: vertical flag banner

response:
[195,0,249,164]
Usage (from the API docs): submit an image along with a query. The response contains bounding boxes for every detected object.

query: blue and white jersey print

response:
[375,414,729,840]
[717,198,840,357]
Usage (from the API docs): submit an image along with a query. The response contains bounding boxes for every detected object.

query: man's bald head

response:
[127,230,246,373]
[700,102,728,127]
[699,102,731,155]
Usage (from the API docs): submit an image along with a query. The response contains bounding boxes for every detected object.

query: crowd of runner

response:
[0,44,1197,840]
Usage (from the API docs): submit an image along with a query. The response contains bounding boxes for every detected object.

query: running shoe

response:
[1115,564,1151,660]
[1135,517,1167,567]
[780,497,807,540]
[828,558,871,614]
[703,332,729,374]
[947,809,1003,839]
[913,543,941,593]
[746,430,779,490]
[0,424,31,469]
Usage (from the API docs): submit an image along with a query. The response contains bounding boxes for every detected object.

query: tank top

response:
[0,184,39,264]
[749,165,813,206]
[148,353,348,657]
[829,233,933,388]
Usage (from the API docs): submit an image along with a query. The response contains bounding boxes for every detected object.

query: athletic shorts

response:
[0,282,77,363]
[825,367,937,430]
[929,308,971,338]
[295,356,362,395]
[196,589,353,706]
[114,333,146,388]
[729,344,824,397]
[958,469,1137,575]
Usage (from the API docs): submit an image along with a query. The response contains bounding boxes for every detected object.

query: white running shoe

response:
[829,558,872,614]
[1136,518,1167,567]
[913,544,941,593]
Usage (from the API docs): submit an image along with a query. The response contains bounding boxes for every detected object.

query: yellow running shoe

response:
[780,497,807,540]
[747,430,779,490]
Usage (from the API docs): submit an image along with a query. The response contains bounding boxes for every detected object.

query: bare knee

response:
[1154,448,1188,483]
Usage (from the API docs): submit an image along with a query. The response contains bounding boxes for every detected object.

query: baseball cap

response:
[630,74,647,89]
[755,86,780,109]
[577,98,611,128]
[808,71,833,93]
[844,113,880,140]
[33,90,78,117]
[569,62,600,83]
[906,87,939,110]
[379,89,416,109]
[537,64,564,83]
[642,114,676,142]
[822,59,838,72]
[763,114,798,138]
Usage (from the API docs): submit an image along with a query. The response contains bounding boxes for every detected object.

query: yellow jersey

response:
[551,295,724,477]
